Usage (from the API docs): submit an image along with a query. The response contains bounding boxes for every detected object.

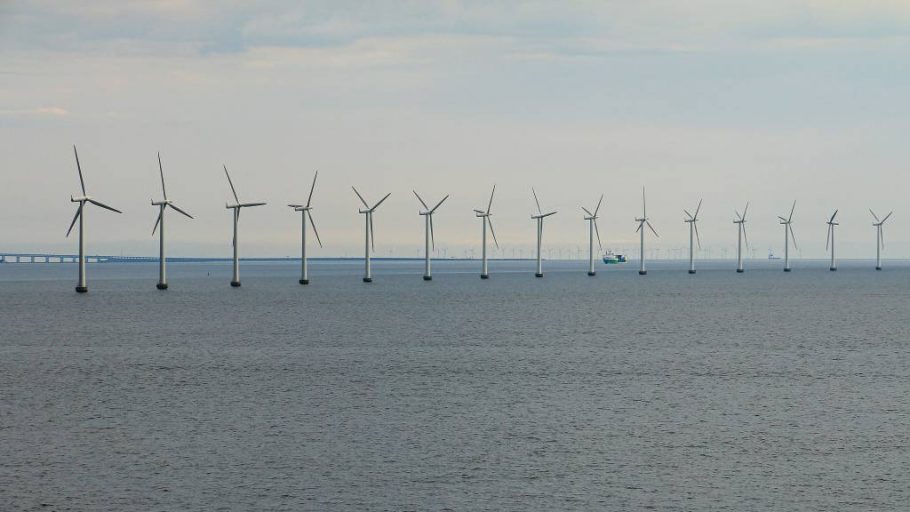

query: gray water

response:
[2,259,909,511]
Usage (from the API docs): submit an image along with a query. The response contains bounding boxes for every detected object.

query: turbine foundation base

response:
[535,273,543,278]
[75,286,88,294]
[587,272,596,276]
[480,274,489,279]
[688,270,696,274]
[638,270,647,276]
[230,281,241,287]
[736,269,744,273]
[362,277,373,283]
[156,283,168,290]
[299,279,309,285]
[422,275,432,281]
[876,266,882,271]
[830,267,837,271]
[784,268,792,272]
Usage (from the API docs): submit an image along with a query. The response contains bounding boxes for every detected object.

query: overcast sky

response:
[2,1,909,259]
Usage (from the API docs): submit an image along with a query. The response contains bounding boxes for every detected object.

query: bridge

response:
[0,253,300,264]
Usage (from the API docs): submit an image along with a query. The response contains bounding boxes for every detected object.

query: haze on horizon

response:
[2,1,909,259]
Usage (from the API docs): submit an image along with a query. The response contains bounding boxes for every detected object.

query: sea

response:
[2,258,909,511]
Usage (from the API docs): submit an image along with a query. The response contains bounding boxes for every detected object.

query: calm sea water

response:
[2,258,909,511]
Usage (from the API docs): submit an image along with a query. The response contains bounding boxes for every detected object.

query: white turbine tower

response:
[870,209,893,271]
[353,187,391,283]
[582,195,603,276]
[413,190,449,281]
[288,171,323,285]
[66,145,122,294]
[778,201,797,272]
[734,202,750,273]
[634,187,658,275]
[530,188,557,278]
[151,153,193,290]
[475,185,499,279]
[223,165,266,287]
[684,199,703,274]
[825,210,839,271]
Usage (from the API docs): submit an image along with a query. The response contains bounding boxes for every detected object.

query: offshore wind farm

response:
[5,2,910,511]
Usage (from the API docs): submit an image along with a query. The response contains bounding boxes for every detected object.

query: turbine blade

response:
[487,185,496,214]
[152,211,161,235]
[742,224,749,249]
[369,214,375,252]
[430,194,449,213]
[168,202,194,219]
[73,145,86,195]
[581,207,593,217]
[371,192,391,210]
[594,194,604,216]
[647,220,659,238]
[683,209,693,219]
[789,225,798,250]
[223,165,240,203]
[880,225,885,249]
[788,200,796,222]
[429,215,436,250]
[594,219,603,250]
[306,170,318,208]
[735,210,742,221]
[742,202,750,220]
[487,217,499,248]
[308,212,323,248]
[826,224,831,251]
[882,211,893,223]
[635,222,642,233]
[777,216,788,222]
[830,209,839,222]
[413,190,429,210]
[869,208,880,222]
[352,186,368,208]
[158,152,167,200]
[642,187,646,217]
[88,198,122,214]
[66,204,82,237]
[694,222,702,249]
[693,198,703,219]
[532,187,542,215]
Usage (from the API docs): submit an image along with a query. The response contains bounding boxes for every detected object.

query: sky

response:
[2,1,910,260]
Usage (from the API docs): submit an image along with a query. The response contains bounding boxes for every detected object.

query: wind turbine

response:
[870,209,893,270]
[414,190,448,281]
[634,187,658,275]
[733,203,750,273]
[582,195,603,276]
[353,187,391,283]
[288,171,322,285]
[778,201,797,272]
[151,153,193,290]
[475,185,499,279]
[223,165,266,287]
[530,188,557,278]
[684,199,702,274]
[825,210,839,271]
[66,145,122,293]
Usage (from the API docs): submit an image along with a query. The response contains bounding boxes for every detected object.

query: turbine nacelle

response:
[71,195,91,203]
[531,211,557,220]
[226,202,266,209]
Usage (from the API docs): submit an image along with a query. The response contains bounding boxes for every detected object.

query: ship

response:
[768,249,780,260]
[603,250,627,264]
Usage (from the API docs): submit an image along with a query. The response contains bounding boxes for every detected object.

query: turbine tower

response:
[825,210,839,271]
[288,171,323,285]
[733,202,750,273]
[223,165,266,287]
[413,190,449,281]
[530,188,557,278]
[151,153,193,290]
[778,201,797,272]
[474,185,499,279]
[582,195,603,276]
[870,209,893,271]
[634,187,658,275]
[66,145,122,293]
[684,199,702,274]
[353,187,391,283]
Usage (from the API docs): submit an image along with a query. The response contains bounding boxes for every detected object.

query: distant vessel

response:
[603,250,627,264]
[768,249,780,260]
